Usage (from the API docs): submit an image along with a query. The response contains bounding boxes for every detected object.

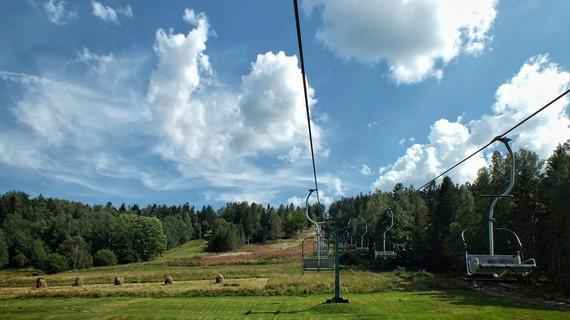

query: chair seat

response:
[374,251,396,259]
[479,263,536,268]
[466,254,536,277]
[303,256,335,271]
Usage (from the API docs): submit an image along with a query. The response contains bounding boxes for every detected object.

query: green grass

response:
[0,238,415,296]
[0,291,566,319]
[0,238,566,318]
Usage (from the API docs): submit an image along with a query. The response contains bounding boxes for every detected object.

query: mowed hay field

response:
[0,234,568,319]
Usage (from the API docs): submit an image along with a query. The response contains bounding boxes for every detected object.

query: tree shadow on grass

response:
[415,289,569,311]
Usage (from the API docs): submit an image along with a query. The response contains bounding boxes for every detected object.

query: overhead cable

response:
[293,0,321,204]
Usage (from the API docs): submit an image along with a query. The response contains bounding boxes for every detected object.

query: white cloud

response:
[0,71,145,147]
[75,48,114,75]
[286,195,304,207]
[147,11,221,164]
[216,190,277,204]
[399,137,416,146]
[287,189,335,208]
[304,0,498,84]
[234,51,323,161]
[146,10,328,200]
[148,9,324,170]
[43,0,76,25]
[183,8,201,25]
[373,54,570,190]
[0,70,155,194]
[0,8,331,204]
[321,175,345,197]
[92,1,133,24]
[360,164,372,176]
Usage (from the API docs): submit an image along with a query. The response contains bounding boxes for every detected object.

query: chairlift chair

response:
[374,209,397,259]
[356,222,369,253]
[461,137,536,279]
[342,219,357,252]
[301,189,334,271]
[347,233,357,252]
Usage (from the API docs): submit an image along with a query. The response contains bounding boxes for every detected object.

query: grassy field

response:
[0,236,426,298]
[0,235,567,318]
[0,291,567,319]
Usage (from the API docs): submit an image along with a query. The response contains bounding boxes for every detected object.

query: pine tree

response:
[539,142,570,292]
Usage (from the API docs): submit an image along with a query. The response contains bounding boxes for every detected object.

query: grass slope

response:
[0,236,567,319]
[0,291,567,320]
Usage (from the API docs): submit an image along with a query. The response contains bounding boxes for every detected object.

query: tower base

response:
[325,297,349,304]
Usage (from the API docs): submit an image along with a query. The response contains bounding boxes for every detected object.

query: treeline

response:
[0,194,310,273]
[209,202,319,252]
[332,142,570,293]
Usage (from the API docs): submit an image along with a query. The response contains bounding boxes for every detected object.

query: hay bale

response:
[35,277,48,288]
[215,273,224,284]
[114,276,123,286]
[73,277,83,287]
[164,275,174,285]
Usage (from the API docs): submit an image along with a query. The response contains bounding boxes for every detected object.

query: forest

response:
[0,141,567,293]
[0,193,311,274]
[332,141,570,293]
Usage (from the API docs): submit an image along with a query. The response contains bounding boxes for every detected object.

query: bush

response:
[0,230,8,269]
[93,249,117,266]
[42,253,69,274]
[11,253,27,268]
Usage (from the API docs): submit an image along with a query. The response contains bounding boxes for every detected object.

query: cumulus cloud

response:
[92,1,133,24]
[43,0,76,25]
[147,10,221,163]
[304,0,498,84]
[235,51,323,161]
[373,54,570,190]
[323,175,345,197]
[148,9,324,170]
[287,189,335,208]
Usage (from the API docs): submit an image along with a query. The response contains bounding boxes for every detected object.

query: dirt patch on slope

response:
[199,240,314,265]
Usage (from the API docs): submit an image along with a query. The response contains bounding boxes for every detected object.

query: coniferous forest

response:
[0,142,568,293]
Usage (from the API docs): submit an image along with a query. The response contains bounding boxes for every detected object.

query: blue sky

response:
[0,0,568,208]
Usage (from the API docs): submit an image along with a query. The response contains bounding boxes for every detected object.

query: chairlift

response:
[374,209,397,259]
[461,137,536,279]
[301,189,334,271]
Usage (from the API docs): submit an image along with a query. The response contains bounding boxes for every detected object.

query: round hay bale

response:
[73,277,83,287]
[114,276,123,286]
[215,273,224,284]
[35,277,48,288]
[164,275,174,285]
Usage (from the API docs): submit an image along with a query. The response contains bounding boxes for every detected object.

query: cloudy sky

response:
[0,0,568,207]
